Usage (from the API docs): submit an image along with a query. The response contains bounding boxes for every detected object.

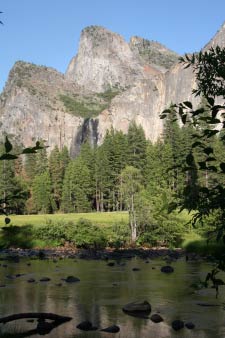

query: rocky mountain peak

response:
[0,23,223,155]
[203,21,225,50]
[81,25,124,44]
[65,25,149,93]
[129,36,180,72]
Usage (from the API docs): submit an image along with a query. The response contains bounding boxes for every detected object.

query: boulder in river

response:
[39,277,51,282]
[122,301,151,314]
[185,322,195,329]
[64,276,80,283]
[76,320,98,331]
[150,313,164,323]
[171,319,184,331]
[100,325,120,333]
[161,266,174,273]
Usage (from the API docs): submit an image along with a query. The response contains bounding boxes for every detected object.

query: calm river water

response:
[0,256,225,338]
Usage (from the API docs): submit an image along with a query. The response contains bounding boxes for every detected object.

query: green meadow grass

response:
[0,211,128,228]
[181,231,225,257]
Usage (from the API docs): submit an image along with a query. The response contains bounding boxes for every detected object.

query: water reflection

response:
[0,257,224,337]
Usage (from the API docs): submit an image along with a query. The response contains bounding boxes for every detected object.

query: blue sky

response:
[1,0,225,92]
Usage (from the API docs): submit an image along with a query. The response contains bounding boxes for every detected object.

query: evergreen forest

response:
[1,102,225,246]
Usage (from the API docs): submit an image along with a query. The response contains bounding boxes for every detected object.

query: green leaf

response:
[208,166,217,172]
[4,217,10,225]
[160,114,167,119]
[192,141,203,148]
[4,137,12,153]
[186,152,194,166]
[0,153,18,160]
[183,101,193,109]
[205,157,216,162]
[198,161,207,170]
[220,163,225,173]
[22,148,37,154]
[181,114,187,124]
[204,147,214,155]
[192,108,205,116]
[203,129,219,138]
[207,97,215,106]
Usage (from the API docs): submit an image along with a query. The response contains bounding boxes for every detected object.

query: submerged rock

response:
[185,322,195,329]
[100,325,120,333]
[76,320,98,331]
[161,266,174,273]
[6,275,15,279]
[122,301,151,314]
[172,320,184,331]
[63,276,80,283]
[39,277,51,282]
[150,314,164,323]
[132,267,140,271]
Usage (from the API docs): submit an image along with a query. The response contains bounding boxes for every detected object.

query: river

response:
[0,256,225,337]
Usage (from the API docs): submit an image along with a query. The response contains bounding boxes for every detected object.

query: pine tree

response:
[24,153,37,181]
[94,144,111,212]
[127,121,147,173]
[32,171,55,214]
[60,146,70,176]
[62,157,92,213]
[163,107,188,195]
[79,141,96,207]
[49,146,62,210]
[35,146,48,175]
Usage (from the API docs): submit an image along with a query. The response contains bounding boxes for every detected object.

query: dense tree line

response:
[1,116,224,215]
[1,112,225,240]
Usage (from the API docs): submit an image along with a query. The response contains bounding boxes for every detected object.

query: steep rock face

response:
[96,64,200,144]
[0,23,224,155]
[97,76,165,143]
[65,25,149,92]
[0,62,91,155]
[164,62,199,106]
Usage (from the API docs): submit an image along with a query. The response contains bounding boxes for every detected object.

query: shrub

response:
[103,223,130,248]
[67,218,107,249]
[0,224,35,249]
[35,218,107,249]
[137,220,183,247]
[35,219,70,245]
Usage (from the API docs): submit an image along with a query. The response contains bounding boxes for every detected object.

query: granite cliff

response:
[0,23,224,154]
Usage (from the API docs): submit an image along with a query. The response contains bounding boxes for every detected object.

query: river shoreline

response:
[0,247,185,260]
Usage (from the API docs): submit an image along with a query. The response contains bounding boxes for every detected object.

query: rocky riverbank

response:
[0,247,184,260]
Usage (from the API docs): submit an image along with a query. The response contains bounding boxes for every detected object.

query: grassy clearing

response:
[0,212,129,249]
[59,94,107,118]
[0,211,128,228]
[181,231,225,257]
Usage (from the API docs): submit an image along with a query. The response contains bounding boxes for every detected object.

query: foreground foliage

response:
[161,46,225,241]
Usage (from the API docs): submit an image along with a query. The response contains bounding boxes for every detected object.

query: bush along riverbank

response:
[1,217,224,260]
[0,217,185,251]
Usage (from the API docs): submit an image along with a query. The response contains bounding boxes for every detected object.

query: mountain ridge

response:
[0,23,224,154]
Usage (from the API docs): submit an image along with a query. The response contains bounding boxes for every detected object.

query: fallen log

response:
[0,312,72,324]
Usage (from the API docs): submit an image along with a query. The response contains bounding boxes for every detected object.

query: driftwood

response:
[0,312,72,337]
[0,312,72,324]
